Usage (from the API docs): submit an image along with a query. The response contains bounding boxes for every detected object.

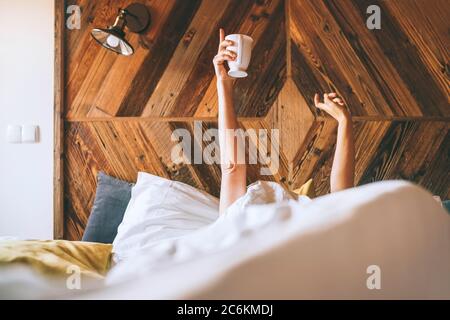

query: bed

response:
[1,180,449,299]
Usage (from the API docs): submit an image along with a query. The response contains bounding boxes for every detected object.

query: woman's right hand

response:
[213,28,237,81]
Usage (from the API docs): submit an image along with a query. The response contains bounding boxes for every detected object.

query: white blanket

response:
[85,180,450,299]
[1,180,449,299]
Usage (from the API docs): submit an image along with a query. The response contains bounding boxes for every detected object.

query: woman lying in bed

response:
[0,29,357,289]
[214,28,355,214]
[107,28,358,270]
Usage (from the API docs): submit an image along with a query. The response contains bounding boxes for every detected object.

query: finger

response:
[219,28,225,44]
[213,54,225,65]
[215,53,235,63]
[314,93,321,107]
[327,92,338,98]
[219,40,234,50]
[222,54,236,61]
[324,93,332,104]
[333,97,344,104]
[221,49,237,57]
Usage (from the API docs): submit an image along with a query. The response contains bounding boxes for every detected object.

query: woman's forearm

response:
[213,28,246,212]
[217,79,246,212]
[217,79,238,136]
[217,79,239,166]
[330,116,355,192]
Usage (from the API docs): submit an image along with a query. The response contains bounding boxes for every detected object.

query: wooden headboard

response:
[55,0,450,240]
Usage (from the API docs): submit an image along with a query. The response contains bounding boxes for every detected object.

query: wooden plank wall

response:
[62,0,449,240]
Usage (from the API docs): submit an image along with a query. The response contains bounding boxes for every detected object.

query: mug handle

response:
[237,35,243,65]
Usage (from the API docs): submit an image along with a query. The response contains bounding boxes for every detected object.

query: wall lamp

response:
[90,3,151,56]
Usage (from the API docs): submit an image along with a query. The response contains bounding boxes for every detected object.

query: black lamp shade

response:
[90,3,150,56]
[91,28,134,56]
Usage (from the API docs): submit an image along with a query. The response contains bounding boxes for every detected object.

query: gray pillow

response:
[443,200,450,214]
[82,172,133,243]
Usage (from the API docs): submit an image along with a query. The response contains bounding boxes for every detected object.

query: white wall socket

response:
[22,125,39,143]
[6,125,22,143]
[6,125,39,143]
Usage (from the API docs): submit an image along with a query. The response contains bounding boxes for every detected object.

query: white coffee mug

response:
[225,34,254,78]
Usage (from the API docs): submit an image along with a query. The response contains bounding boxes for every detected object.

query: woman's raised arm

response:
[314,93,355,192]
[213,28,247,213]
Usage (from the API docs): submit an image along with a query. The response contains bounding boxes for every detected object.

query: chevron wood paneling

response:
[63,0,450,240]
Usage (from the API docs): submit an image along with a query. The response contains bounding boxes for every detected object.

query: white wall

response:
[0,0,54,238]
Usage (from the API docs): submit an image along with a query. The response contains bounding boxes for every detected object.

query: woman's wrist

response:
[337,111,352,125]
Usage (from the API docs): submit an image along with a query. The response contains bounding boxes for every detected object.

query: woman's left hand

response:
[314,93,351,123]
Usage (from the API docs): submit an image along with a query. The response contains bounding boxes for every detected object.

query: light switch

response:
[22,125,39,143]
[6,125,22,143]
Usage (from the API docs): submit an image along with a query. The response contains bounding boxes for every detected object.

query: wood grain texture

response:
[54,0,65,239]
[291,0,394,116]
[61,0,450,239]
[358,121,450,188]
[349,0,449,116]
[384,0,450,104]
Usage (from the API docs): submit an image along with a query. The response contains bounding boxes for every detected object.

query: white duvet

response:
[95,181,450,299]
[111,173,301,265]
[1,176,450,299]
[102,177,450,299]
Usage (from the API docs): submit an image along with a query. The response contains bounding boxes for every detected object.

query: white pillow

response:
[112,172,219,261]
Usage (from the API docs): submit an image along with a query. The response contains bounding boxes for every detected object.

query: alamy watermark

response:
[66,5,81,30]
[366,265,381,290]
[366,5,381,30]
[66,264,81,290]
[170,121,279,175]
